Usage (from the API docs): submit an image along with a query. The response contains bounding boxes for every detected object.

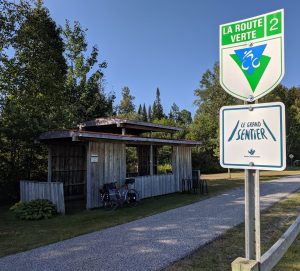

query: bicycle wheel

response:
[126,189,140,206]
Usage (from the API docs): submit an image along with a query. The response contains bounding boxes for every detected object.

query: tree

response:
[63,20,114,125]
[0,0,31,59]
[189,63,238,172]
[0,1,68,199]
[137,104,142,115]
[152,88,164,120]
[180,109,192,125]
[142,104,148,121]
[169,103,180,122]
[147,105,152,121]
[118,86,135,115]
[0,1,31,115]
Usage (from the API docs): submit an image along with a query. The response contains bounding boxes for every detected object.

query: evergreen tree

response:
[137,104,142,115]
[152,88,164,120]
[148,105,152,121]
[142,104,148,121]
[118,86,135,115]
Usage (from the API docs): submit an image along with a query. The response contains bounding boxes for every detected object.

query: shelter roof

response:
[39,130,201,146]
[79,118,182,135]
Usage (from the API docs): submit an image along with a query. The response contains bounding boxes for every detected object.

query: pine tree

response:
[137,104,142,115]
[152,88,164,120]
[118,86,135,115]
[142,104,148,122]
[148,105,152,121]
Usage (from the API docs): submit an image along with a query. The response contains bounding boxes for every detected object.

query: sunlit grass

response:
[165,190,300,271]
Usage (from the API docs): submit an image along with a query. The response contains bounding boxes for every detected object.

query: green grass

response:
[164,192,300,271]
[0,168,300,258]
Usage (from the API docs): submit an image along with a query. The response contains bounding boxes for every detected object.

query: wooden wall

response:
[46,141,192,209]
[50,143,87,199]
[86,141,126,209]
[132,146,192,199]
[20,180,65,213]
[133,174,176,199]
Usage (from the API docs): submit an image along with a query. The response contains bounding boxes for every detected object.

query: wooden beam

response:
[47,147,52,182]
[260,215,300,271]
[150,145,153,176]
[86,142,92,209]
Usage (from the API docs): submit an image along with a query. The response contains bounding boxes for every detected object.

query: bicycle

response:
[99,178,140,210]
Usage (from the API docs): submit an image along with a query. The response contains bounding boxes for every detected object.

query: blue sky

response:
[43,0,299,115]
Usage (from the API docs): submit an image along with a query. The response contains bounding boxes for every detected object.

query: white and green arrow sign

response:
[219,9,284,101]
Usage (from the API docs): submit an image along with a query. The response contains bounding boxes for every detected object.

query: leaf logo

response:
[248,148,255,155]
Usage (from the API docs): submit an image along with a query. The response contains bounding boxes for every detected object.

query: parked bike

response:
[99,178,139,209]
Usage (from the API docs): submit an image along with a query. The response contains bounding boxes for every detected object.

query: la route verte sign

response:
[219,9,284,101]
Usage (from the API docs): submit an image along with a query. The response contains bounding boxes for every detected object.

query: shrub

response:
[157,164,172,174]
[10,199,57,220]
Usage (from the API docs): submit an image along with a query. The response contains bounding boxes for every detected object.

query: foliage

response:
[190,63,300,172]
[148,105,152,121]
[169,103,192,126]
[0,1,115,201]
[189,63,239,172]
[118,86,135,115]
[157,164,172,174]
[142,104,148,121]
[62,20,114,125]
[0,0,31,59]
[137,103,148,121]
[260,85,300,157]
[152,88,165,120]
[137,104,142,115]
[10,199,57,220]
[126,147,138,175]
[0,2,67,201]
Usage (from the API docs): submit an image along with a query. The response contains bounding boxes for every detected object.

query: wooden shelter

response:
[39,118,201,209]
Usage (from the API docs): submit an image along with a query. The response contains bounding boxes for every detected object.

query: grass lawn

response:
[0,168,300,258]
[164,192,300,271]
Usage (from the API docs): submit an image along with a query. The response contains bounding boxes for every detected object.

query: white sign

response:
[289,154,294,159]
[220,9,284,101]
[220,102,286,170]
[91,154,99,163]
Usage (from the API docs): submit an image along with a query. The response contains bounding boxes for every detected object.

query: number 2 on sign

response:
[270,18,279,31]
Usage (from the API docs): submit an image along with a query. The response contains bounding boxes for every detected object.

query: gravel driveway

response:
[1,176,300,271]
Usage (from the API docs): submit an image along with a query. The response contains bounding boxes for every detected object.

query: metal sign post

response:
[255,169,261,261]
[245,168,261,262]
[245,101,260,262]
[245,168,256,260]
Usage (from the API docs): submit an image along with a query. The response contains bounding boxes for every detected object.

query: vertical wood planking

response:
[19,180,65,213]
[87,142,126,208]
[133,174,176,199]
[86,142,92,209]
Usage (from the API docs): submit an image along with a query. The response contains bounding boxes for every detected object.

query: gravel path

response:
[1,176,300,271]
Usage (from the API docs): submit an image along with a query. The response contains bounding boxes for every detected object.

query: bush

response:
[10,199,57,220]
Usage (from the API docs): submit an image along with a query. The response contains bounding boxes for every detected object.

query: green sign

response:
[219,10,284,101]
